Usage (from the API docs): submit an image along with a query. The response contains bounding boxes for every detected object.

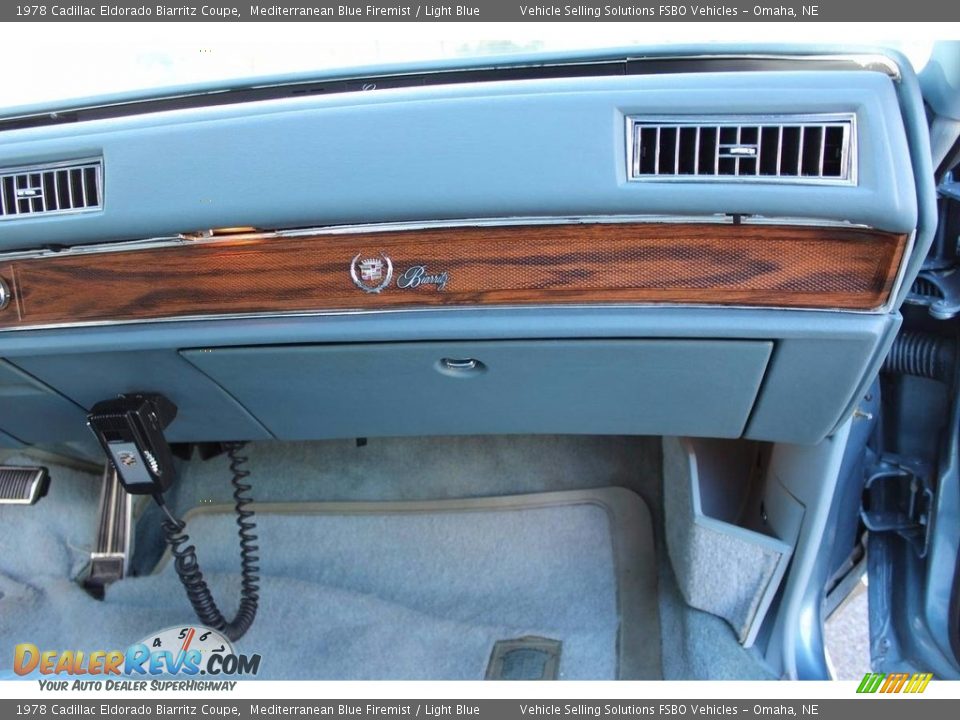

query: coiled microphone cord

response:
[154,442,260,642]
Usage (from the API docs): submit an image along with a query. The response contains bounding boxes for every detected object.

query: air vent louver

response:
[628,116,855,184]
[0,159,102,220]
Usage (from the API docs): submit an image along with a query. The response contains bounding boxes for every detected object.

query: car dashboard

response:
[0,48,935,453]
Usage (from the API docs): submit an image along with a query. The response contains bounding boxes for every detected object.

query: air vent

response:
[0,159,102,220]
[628,115,855,184]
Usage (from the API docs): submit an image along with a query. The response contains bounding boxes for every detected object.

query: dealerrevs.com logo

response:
[856,672,934,694]
[13,626,260,690]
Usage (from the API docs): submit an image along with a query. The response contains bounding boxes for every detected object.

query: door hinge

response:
[862,454,934,558]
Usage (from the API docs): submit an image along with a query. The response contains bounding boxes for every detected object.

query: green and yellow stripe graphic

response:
[857,672,933,694]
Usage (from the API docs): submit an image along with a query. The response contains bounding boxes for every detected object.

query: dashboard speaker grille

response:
[0,159,102,220]
[628,115,855,184]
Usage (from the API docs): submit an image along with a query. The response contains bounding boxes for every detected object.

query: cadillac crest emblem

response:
[350,252,393,293]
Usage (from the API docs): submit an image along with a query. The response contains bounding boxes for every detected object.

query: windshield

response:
[3,23,940,110]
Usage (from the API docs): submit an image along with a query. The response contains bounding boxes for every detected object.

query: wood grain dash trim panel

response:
[0,223,906,329]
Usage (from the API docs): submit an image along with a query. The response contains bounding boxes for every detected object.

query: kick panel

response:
[0,359,89,443]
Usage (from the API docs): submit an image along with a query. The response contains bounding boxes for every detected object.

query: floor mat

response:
[0,488,659,680]
[136,488,659,679]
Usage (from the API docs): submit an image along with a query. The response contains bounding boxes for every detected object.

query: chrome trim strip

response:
[290,214,872,234]
[0,299,899,335]
[0,53,902,127]
[848,115,860,187]
[629,52,900,80]
[0,213,873,262]
[886,229,918,315]
[626,113,857,186]
[0,157,100,175]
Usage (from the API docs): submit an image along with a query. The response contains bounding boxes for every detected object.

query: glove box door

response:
[182,339,772,440]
